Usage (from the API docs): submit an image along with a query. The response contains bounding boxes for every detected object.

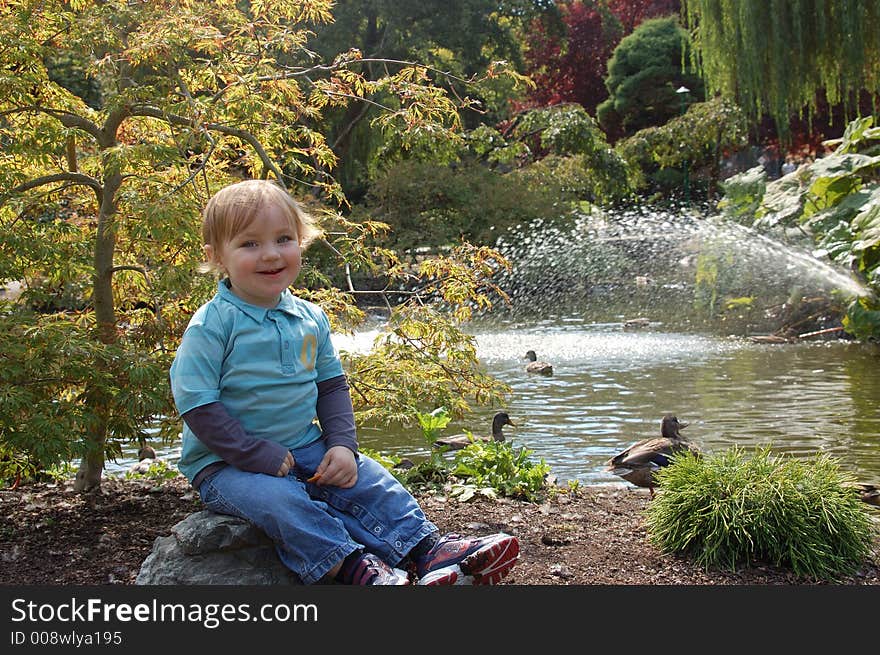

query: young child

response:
[170,179,519,585]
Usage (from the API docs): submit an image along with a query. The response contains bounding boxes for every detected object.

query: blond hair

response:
[200,180,321,273]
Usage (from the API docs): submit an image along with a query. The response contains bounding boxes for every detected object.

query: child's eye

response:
[277,235,294,244]
[240,241,258,248]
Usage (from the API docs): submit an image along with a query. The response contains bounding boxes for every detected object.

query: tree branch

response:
[131,105,285,183]
[277,57,476,86]
[1,172,102,207]
[0,106,104,142]
[109,265,148,276]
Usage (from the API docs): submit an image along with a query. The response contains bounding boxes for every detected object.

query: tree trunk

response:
[73,170,122,492]
[73,447,105,492]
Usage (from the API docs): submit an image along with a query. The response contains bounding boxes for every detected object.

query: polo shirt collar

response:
[217,279,307,322]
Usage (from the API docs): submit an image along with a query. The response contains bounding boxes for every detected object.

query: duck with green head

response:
[605,415,700,497]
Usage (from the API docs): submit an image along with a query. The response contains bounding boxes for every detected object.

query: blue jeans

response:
[197,439,437,584]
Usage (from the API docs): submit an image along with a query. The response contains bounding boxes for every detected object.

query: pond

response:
[345,321,880,486]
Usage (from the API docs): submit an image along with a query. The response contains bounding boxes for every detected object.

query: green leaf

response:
[843,298,880,340]
[851,187,880,253]
[753,169,803,226]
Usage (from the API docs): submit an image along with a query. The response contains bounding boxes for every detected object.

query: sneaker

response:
[343,553,411,585]
[415,532,519,585]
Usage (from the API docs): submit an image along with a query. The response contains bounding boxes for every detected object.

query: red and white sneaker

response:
[343,553,411,585]
[415,532,519,585]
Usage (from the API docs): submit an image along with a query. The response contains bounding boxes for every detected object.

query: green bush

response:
[378,408,553,501]
[357,159,557,252]
[645,447,876,580]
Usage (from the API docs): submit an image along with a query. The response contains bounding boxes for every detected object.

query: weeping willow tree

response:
[681,0,880,140]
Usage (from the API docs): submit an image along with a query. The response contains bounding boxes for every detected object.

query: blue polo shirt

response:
[171,280,344,483]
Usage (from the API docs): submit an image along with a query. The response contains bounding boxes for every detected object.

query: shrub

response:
[645,447,876,580]
[357,159,557,251]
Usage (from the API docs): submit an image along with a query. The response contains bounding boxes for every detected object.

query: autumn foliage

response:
[519,1,681,114]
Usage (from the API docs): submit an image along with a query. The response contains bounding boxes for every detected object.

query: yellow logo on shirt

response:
[300,333,317,370]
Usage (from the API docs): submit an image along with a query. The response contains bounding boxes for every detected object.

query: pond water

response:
[343,204,880,486]
[345,322,880,486]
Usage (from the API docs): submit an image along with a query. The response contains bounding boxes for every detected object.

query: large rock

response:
[136,510,301,585]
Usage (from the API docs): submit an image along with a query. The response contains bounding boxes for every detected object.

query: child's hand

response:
[308,446,357,488]
[276,451,295,477]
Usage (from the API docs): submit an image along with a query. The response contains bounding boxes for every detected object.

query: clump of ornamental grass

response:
[645,446,876,581]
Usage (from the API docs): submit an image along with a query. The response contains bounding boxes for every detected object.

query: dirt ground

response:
[1,475,879,586]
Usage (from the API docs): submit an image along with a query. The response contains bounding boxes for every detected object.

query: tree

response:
[615,97,748,198]
[681,0,880,142]
[520,1,622,113]
[596,16,704,140]
[519,0,680,114]
[607,0,681,32]
[0,0,514,491]
[306,0,543,200]
[358,103,633,253]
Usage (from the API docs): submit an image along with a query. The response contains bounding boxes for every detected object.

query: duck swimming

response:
[524,350,553,376]
[433,412,516,451]
[604,415,700,497]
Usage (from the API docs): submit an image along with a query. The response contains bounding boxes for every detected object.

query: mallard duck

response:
[433,412,516,450]
[128,445,158,475]
[604,415,700,497]
[845,482,880,507]
[524,350,553,375]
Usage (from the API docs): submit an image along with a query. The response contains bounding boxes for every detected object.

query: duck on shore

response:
[127,445,158,475]
[845,482,880,507]
[433,412,516,451]
[604,415,700,497]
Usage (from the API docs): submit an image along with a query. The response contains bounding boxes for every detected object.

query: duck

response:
[433,412,516,451]
[127,445,158,475]
[604,415,700,497]
[524,350,553,376]
[845,482,880,507]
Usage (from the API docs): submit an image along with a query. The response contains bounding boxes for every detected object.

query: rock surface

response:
[135,510,300,585]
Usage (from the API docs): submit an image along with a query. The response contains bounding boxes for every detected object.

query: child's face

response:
[205,202,302,308]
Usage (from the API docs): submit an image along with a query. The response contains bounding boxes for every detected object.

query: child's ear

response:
[203,244,218,266]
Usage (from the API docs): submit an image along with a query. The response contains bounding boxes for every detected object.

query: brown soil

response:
[1,475,879,586]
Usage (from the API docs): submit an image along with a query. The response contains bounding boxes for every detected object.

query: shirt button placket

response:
[271,312,295,371]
